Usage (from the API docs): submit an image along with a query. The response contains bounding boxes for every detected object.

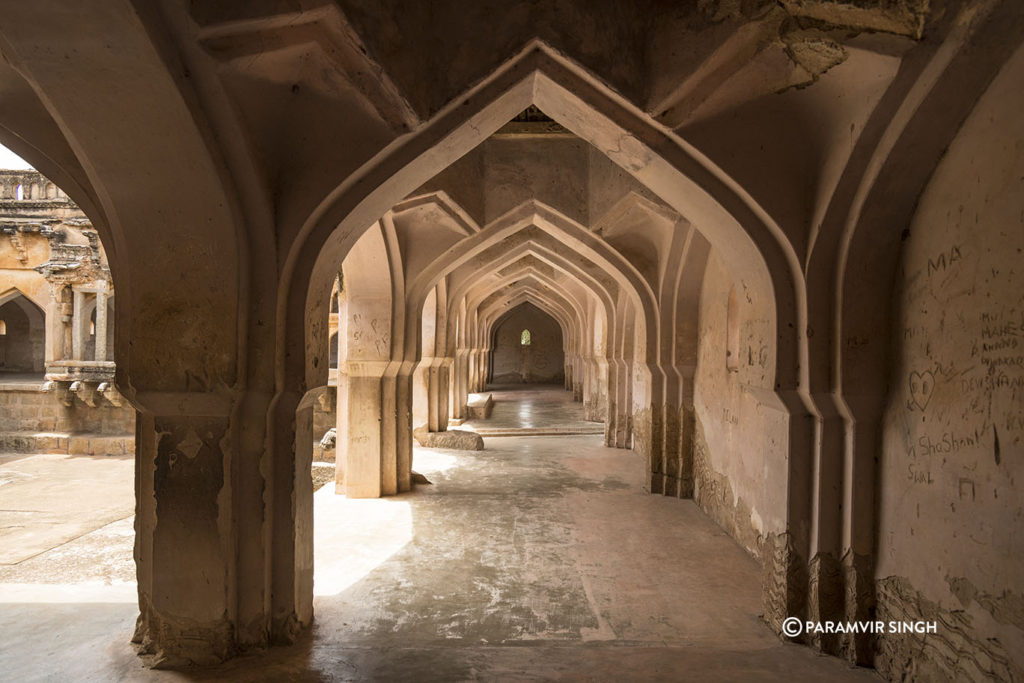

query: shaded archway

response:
[285,47,801,650]
[0,288,44,374]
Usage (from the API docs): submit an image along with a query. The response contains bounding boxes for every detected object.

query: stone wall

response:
[692,252,788,562]
[490,303,565,384]
[875,42,1024,681]
[0,379,134,455]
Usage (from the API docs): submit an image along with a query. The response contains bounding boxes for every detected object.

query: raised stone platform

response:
[0,431,133,456]
[466,392,494,419]
[461,385,604,437]
[0,375,135,456]
[466,425,604,437]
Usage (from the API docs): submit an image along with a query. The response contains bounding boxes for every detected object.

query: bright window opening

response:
[521,329,531,346]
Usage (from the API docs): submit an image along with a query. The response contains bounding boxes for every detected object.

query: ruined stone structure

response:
[0,1,1021,679]
[0,169,133,455]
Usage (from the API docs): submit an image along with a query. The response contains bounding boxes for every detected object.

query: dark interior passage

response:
[489,303,564,384]
[0,294,44,374]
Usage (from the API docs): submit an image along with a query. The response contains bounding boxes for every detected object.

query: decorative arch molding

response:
[0,286,47,314]
[482,293,574,351]
[390,190,481,236]
[400,199,656,366]
[473,280,582,350]
[292,42,797,396]
[448,241,617,317]
[479,285,577,341]
[462,258,597,330]
[277,46,817,645]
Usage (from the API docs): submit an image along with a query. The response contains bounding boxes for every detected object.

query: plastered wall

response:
[490,304,564,384]
[875,42,1024,681]
[692,252,788,560]
[484,137,589,225]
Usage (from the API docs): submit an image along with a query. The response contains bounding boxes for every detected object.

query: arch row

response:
[0,8,1015,671]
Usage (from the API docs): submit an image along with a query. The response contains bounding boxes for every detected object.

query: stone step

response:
[468,426,604,437]
[466,393,494,419]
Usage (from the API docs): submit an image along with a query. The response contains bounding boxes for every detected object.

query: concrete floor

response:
[0,452,134,567]
[461,384,604,436]
[0,387,879,681]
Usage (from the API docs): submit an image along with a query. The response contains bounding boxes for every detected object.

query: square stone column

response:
[71,288,85,361]
[94,290,108,361]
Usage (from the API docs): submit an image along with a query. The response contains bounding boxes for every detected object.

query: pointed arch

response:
[290,43,799,398]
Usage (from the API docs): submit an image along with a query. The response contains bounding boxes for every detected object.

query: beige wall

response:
[874,42,1024,681]
[692,252,788,560]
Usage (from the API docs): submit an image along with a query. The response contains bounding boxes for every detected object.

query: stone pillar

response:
[44,287,66,363]
[94,290,108,361]
[336,361,386,498]
[433,358,451,430]
[422,356,451,432]
[572,354,584,401]
[612,357,632,448]
[133,394,236,667]
[333,358,412,499]
[60,288,73,362]
[412,361,430,430]
[71,288,85,360]
[450,348,469,419]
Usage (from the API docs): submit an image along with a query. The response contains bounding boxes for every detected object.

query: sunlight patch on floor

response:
[313,487,414,597]
[412,448,461,473]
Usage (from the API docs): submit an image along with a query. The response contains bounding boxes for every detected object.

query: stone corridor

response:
[0,388,875,680]
[461,385,604,435]
[0,2,1021,679]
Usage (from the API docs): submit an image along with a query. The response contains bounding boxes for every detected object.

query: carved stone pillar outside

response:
[94,289,108,361]
[71,288,85,360]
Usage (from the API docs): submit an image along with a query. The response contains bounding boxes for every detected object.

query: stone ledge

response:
[470,426,604,437]
[0,431,133,456]
[0,381,48,392]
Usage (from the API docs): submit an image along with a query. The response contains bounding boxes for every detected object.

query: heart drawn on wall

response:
[909,370,935,411]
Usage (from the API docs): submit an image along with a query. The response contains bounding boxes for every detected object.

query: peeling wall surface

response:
[491,304,564,384]
[876,41,1024,682]
[693,253,786,559]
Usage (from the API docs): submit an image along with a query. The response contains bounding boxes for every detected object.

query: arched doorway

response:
[0,289,44,374]
[489,303,564,385]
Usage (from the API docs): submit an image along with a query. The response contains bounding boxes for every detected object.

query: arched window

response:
[0,320,6,335]
[521,329,531,346]
[15,184,23,200]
